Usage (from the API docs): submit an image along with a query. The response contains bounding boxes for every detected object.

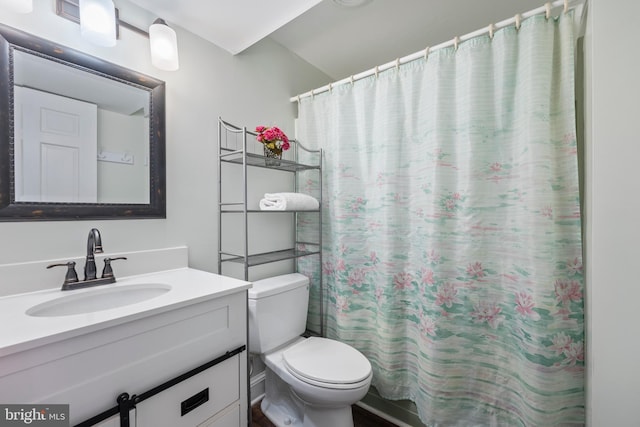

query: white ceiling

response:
[129,0,553,80]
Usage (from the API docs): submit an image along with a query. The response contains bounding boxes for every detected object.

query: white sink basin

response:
[26,283,172,317]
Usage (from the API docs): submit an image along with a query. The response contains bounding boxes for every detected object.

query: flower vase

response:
[263,146,282,167]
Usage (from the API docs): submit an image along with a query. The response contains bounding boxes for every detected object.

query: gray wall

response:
[0,0,330,288]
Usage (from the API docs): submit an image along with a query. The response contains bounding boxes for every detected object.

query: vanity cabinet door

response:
[90,411,135,427]
[134,354,240,427]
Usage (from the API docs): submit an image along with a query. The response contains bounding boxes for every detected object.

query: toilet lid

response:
[283,337,371,387]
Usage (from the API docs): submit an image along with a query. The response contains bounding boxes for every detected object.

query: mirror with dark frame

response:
[0,23,166,220]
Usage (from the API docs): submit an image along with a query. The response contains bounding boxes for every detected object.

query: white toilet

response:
[248,273,372,427]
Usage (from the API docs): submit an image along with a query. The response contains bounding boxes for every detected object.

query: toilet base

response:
[260,368,355,427]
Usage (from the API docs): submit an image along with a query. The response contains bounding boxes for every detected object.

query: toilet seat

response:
[282,337,372,390]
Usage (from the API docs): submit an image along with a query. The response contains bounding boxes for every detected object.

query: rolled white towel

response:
[259,192,319,211]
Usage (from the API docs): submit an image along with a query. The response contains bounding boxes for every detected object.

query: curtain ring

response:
[545,2,552,19]
[564,0,569,13]
[374,65,379,78]
[424,46,430,61]
[515,14,521,30]
[488,23,495,39]
[297,95,301,104]
[454,36,460,51]
[350,75,355,85]
[328,83,333,93]
[395,58,401,71]
[311,89,315,99]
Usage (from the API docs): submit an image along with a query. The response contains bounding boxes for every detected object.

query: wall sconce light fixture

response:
[55,0,180,71]
[149,19,179,71]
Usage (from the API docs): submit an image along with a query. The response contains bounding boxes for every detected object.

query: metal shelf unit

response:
[217,118,323,333]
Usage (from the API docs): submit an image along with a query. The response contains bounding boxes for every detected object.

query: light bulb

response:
[79,0,117,47]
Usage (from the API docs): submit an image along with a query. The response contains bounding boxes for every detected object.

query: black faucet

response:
[84,228,103,281]
[47,228,127,291]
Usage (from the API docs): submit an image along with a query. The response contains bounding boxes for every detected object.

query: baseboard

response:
[250,370,266,406]
[360,387,426,427]
[355,401,414,427]
[250,371,266,388]
[251,392,265,407]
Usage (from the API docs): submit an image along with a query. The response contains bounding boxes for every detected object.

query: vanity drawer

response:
[135,354,240,426]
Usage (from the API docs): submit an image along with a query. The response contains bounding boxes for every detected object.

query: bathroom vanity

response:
[0,267,251,426]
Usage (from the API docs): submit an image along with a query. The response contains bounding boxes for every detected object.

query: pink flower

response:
[335,295,350,313]
[419,313,437,337]
[466,262,485,278]
[445,199,456,210]
[452,192,461,200]
[554,279,582,305]
[335,259,346,272]
[369,251,379,264]
[435,282,461,308]
[567,258,583,275]
[255,125,290,151]
[393,272,414,290]
[348,269,366,288]
[549,332,572,356]
[563,341,584,365]
[515,291,541,321]
[490,162,502,172]
[420,267,435,286]
[374,287,385,301]
[471,301,504,329]
[541,206,553,218]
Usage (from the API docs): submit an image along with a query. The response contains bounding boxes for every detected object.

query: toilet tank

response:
[248,273,310,354]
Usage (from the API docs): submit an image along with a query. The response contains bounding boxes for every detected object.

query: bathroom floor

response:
[251,401,399,427]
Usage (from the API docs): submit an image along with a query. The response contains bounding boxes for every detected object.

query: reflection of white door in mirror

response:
[14,86,98,203]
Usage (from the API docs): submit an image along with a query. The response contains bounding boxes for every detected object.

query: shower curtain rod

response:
[290,0,584,103]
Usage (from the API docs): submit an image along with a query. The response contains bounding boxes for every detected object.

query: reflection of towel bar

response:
[97,150,134,165]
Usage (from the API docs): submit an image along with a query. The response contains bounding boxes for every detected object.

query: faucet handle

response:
[101,257,127,279]
[47,261,79,287]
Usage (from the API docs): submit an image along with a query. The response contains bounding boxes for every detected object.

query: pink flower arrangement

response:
[255,125,290,154]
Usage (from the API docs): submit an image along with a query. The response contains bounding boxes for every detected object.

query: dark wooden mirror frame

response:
[0,23,166,221]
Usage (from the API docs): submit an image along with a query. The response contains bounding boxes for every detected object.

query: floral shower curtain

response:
[296,12,584,427]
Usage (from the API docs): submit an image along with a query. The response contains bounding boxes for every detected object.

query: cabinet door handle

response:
[181,388,209,416]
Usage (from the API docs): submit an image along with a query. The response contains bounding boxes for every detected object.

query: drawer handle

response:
[181,388,209,416]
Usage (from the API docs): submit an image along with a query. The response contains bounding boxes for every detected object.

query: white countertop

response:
[0,268,251,357]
